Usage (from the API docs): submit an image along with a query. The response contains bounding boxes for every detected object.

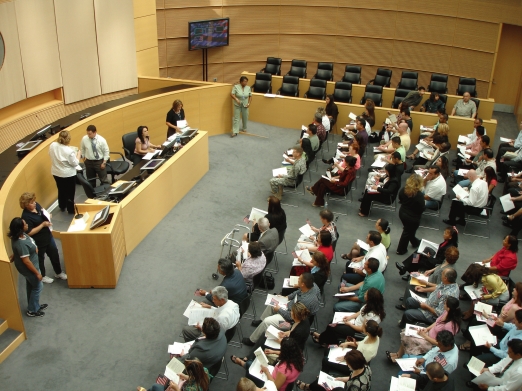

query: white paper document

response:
[273,167,288,177]
[299,224,315,237]
[293,248,312,266]
[265,294,288,309]
[264,93,276,98]
[356,239,370,251]
[177,120,187,128]
[418,239,439,256]
[458,135,470,144]
[249,207,268,222]
[371,159,387,168]
[264,337,281,349]
[318,371,346,391]
[165,357,185,383]
[500,194,515,212]
[404,324,424,339]
[248,358,275,382]
[468,324,497,346]
[41,208,53,232]
[302,125,308,131]
[467,356,486,377]
[458,169,469,176]
[464,285,483,300]
[390,376,416,391]
[474,302,493,316]
[266,325,281,340]
[395,358,419,372]
[254,347,269,367]
[453,184,469,199]
[187,308,216,326]
[348,112,357,121]
[388,114,397,124]
[409,290,426,303]
[334,292,356,297]
[332,312,356,324]
[328,346,350,365]
[142,150,161,160]
[471,371,502,386]
[168,340,194,355]
[183,300,203,318]
[500,137,512,143]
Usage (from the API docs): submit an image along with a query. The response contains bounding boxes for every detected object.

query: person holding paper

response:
[304,209,337,245]
[474,339,522,391]
[247,196,287,244]
[180,318,227,369]
[300,124,320,167]
[443,170,489,226]
[455,128,486,171]
[496,120,522,168]
[80,124,110,187]
[362,99,376,128]
[317,107,331,133]
[269,146,307,200]
[396,174,426,255]
[423,166,447,210]
[182,286,239,342]
[134,126,161,157]
[243,273,320,346]
[285,251,330,296]
[479,235,518,278]
[198,258,247,305]
[306,156,356,207]
[461,264,508,313]
[166,99,187,139]
[312,288,385,345]
[399,269,459,328]
[236,242,266,284]
[138,359,211,391]
[412,137,451,172]
[342,118,368,157]
[48,130,81,214]
[407,331,458,375]
[402,362,454,391]
[341,231,387,284]
[456,149,496,188]
[230,76,252,137]
[341,219,391,261]
[358,164,400,217]
[295,231,333,265]
[20,192,67,283]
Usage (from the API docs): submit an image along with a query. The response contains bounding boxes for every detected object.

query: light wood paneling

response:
[95,0,138,94]
[449,48,494,82]
[156,0,164,8]
[15,0,62,99]
[223,0,279,4]
[279,35,337,63]
[453,19,499,53]
[457,0,522,27]
[166,38,202,66]
[279,6,338,36]
[336,36,395,67]
[135,14,159,51]
[224,35,282,63]
[223,62,265,84]
[167,65,202,81]
[133,0,155,18]
[164,0,221,8]
[137,48,160,77]
[208,62,224,82]
[156,9,166,39]
[54,0,101,104]
[0,263,25,334]
[63,88,137,116]
[394,13,455,47]
[392,42,452,75]
[165,7,222,38]
[337,8,396,39]
[158,39,167,68]
[338,0,398,10]
[0,2,26,109]
[159,68,168,78]
[223,6,280,35]
[396,0,457,17]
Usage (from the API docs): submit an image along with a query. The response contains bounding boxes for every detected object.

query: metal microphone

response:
[71,199,83,219]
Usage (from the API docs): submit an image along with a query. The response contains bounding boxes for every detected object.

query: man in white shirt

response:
[424,166,447,210]
[443,170,488,226]
[80,124,110,187]
[458,148,496,188]
[182,286,239,342]
[341,230,387,284]
[475,339,522,391]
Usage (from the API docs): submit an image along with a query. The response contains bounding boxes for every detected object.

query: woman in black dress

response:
[395,174,426,255]
[165,99,187,139]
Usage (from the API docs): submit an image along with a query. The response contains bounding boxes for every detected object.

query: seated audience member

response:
[362,99,376,128]
[342,118,368,157]
[436,156,450,179]
[334,258,385,313]
[498,143,522,183]
[264,303,310,361]
[421,92,445,113]
[408,331,458,375]
[313,112,327,143]
[477,235,518,277]
[236,242,266,284]
[456,130,487,170]
[443,170,488,226]
[409,135,450,169]
[466,117,486,146]
[323,141,360,171]
[461,264,508,314]
[295,230,334,264]
[231,337,303,391]
[376,136,406,161]
[138,359,211,391]
[454,148,496,187]
[402,362,454,391]
[473,339,522,391]
[366,152,404,185]
[342,219,391,260]
[425,122,450,144]
[302,209,337,244]
[326,95,339,127]
[423,166,447,210]
[300,124,320,168]
[381,122,411,154]
[312,287,385,345]
[396,174,425,255]
[388,297,461,363]
[285,251,330,295]
[306,155,356,207]
[297,350,371,391]
[254,217,280,259]
[398,269,459,328]
[358,164,400,217]
[400,87,426,111]
[341,231,387,285]
[396,227,459,275]
[451,92,477,118]
[242,273,320,346]
[484,166,498,194]
[197,258,247,305]
[270,146,307,200]
[317,107,331,133]
[247,196,287,244]
[180,317,227,369]
[400,108,414,132]
[236,377,277,391]
[134,125,160,157]
[183,286,239,342]
[496,120,522,168]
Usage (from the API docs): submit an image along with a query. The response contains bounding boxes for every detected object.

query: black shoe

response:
[358,198,363,202]
[502,216,509,222]
[503,221,513,228]
[443,219,455,226]
[251,319,262,327]
[242,338,255,346]
[39,304,48,311]
[396,250,407,256]
[399,297,404,301]
[26,310,45,317]
[402,275,409,281]
[455,219,466,226]
[411,239,421,248]
[395,304,406,311]
[395,262,406,275]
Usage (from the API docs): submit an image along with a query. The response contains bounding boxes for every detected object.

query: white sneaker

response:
[41,276,54,284]
[55,272,68,280]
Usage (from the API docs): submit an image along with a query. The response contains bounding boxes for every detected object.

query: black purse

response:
[259,272,275,290]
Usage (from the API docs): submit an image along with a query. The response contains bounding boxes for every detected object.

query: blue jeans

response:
[458,179,471,188]
[334,282,362,312]
[425,200,439,210]
[25,273,43,313]
[453,169,463,183]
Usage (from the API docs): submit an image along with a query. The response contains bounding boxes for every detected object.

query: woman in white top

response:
[317,107,330,133]
[134,125,160,156]
[48,130,81,214]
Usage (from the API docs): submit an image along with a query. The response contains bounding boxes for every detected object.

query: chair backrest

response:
[267,57,282,66]
[264,63,281,75]
[335,81,352,91]
[401,71,418,80]
[362,92,382,106]
[392,96,405,109]
[397,78,417,90]
[76,172,96,199]
[287,66,306,78]
[318,62,333,71]
[310,79,327,88]
[306,86,326,100]
[457,78,477,97]
[333,86,352,103]
[438,94,448,105]
[428,80,447,94]
[295,172,305,187]
[256,72,272,82]
[225,326,236,342]
[459,77,476,86]
[471,97,480,110]
[314,69,333,81]
[374,68,392,87]
[394,88,410,98]
[345,65,361,74]
[342,72,361,84]
[280,76,299,96]
[122,132,137,160]
[431,73,448,83]
[253,72,272,93]
[365,84,383,94]
[291,59,307,68]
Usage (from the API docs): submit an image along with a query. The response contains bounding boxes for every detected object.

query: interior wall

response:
[134,0,159,77]
[156,1,522,94]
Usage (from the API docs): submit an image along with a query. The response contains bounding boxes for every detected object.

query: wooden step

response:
[0,328,25,365]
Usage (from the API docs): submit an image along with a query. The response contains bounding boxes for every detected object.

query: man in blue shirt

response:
[412,331,459,375]
[496,120,522,168]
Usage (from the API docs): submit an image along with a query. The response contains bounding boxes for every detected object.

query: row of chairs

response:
[259,57,479,97]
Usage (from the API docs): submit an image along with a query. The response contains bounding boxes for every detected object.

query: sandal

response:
[385,351,397,363]
[230,355,246,367]
[306,186,315,196]
[459,343,471,351]
[340,254,350,260]
[358,212,367,217]
[296,380,310,391]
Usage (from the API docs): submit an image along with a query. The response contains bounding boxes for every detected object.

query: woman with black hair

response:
[138,359,212,391]
[325,95,339,126]
[231,76,252,137]
[247,196,287,244]
[134,125,160,157]
[421,92,445,114]
[480,235,518,277]
[358,164,400,217]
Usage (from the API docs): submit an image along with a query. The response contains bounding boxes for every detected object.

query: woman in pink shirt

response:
[386,297,461,362]
[480,235,518,277]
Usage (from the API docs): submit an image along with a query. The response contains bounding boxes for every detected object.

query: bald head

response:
[467,169,478,182]
[398,123,408,133]
[463,92,471,102]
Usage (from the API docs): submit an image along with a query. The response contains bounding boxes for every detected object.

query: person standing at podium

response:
[165,99,187,139]
[80,125,110,187]
[48,130,81,214]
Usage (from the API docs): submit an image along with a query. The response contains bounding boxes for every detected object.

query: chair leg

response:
[228,322,243,348]
[215,357,229,380]
[276,236,288,255]
[266,253,279,273]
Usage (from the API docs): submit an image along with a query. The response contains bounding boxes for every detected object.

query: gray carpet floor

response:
[0,112,520,391]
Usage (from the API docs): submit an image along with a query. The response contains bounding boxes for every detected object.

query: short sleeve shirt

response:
[12,234,39,277]
[166,108,185,127]
[21,202,51,247]
[453,99,477,118]
[231,84,251,106]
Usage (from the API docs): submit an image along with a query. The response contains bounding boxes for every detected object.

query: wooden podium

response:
[60,204,125,288]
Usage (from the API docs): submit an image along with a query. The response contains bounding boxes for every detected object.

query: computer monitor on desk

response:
[90,206,111,230]
[180,128,198,145]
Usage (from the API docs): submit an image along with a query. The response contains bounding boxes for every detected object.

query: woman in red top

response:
[479,235,518,277]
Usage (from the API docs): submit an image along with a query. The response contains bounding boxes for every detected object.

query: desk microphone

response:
[71,200,83,219]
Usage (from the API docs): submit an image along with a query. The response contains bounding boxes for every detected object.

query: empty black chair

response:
[304,79,327,100]
[471,97,480,113]
[360,85,383,106]
[333,81,352,103]
[397,71,418,90]
[428,74,448,94]
[260,57,282,76]
[392,89,410,109]
[76,172,111,199]
[457,77,477,97]
[368,68,392,87]
[106,152,130,183]
[122,132,141,165]
[251,72,272,93]
[286,59,307,79]
[313,62,334,81]
[341,65,362,84]
[278,75,299,97]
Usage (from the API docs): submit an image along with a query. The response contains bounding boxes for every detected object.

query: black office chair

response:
[368,68,392,87]
[341,65,362,84]
[304,79,327,100]
[122,132,140,165]
[333,81,352,103]
[260,57,282,76]
[277,75,299,97]
[286,59,307,79]
[457,77,477,97]
[76,172,111,199]
[313,62,334,81]
[360,85,383,106]
[428,74,448,94]
[106,152,130,183]
[439,94,448,107]
[392,89,410,109]
[251,72,272,93]
[471,97,480,114]
[397,71,418,90]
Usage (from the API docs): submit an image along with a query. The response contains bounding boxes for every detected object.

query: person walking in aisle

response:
[230,76,252,138]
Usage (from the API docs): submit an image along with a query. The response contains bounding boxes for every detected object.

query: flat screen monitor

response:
[181,128,198,138]
[160,138,178,157]
[16,140,43,153]
[188,18,229,51]
[90,206,110,230]
[109,181,136,196]
[30,125,52,141]
[140,158,165,171]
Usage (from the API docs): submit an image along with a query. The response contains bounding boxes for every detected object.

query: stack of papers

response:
[265,294,288,309]
[183,300,202,318]
[293,248,311,266]
[500,194,515,212]
[273,167,288,177]
[299,224,315,237]
[248,207,267,223]
[318,371,345,390]
[453,184,469,199]
[468,324,497,346]
[283,276,299,287]
[265,325,281,348]
[418,239,439,256]
[464,285,483,300]
[142,150,161,160]
[164,357,186,383]
[395,358,419,372]
[390,376,416,391]
[188,307,216,326]
[467,357,486,377]
[472,371,502,387]
[371,158,387,168]
[328,346,350,365]
[332,312,356,324]
[404,324,424,339]
[474,302,493,316]
[248,357,274,382]
[168,340,195,355]
[410,273,429,286]
[458,135,471,144]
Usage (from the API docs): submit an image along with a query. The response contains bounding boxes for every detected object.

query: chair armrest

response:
[109,151,125,160]
[304,92,308,98]
[260,67,266,73]
[367,79,375,85]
